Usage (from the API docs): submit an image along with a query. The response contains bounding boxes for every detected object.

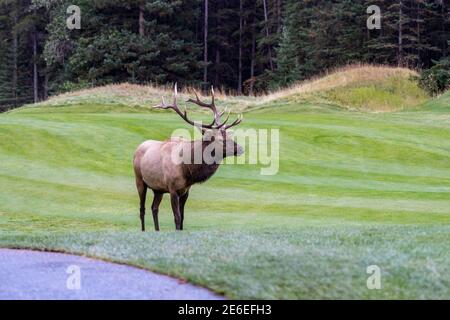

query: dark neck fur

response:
[183,162,220,186]
[182,141,221,186]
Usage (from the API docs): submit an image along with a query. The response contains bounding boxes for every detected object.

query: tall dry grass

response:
[258,64,419,104]
[42,82,251,108]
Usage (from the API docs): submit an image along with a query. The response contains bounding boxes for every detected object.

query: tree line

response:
[0,0,448,110]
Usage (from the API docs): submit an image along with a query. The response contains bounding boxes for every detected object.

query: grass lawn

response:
[0,71,449,299]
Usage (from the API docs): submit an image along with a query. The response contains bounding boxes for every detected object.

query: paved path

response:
[0,249,224,300]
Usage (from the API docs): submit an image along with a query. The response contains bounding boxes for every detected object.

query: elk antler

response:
[224,113,243,130]
[155,84,218,130]
[187,87,224,126]
[187,86,242,130]
[155,84,242,130]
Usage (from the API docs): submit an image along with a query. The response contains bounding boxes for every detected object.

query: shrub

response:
[57,80,92,94]
[419,58,450,96]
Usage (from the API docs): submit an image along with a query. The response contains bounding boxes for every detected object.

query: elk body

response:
[133,85,243,231]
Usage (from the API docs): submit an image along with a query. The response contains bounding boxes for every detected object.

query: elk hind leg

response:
[170,192,182,231]
[136,178,147,232]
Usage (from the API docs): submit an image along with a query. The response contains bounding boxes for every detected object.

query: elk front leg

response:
[136,178,147,232]
[179,191,189,231]
[151,192,163,231]
[170,192,182,231]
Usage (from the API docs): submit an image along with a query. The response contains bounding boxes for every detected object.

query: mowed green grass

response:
[0,92,449,299]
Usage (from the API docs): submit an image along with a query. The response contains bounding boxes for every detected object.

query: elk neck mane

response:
[181,139,220,185]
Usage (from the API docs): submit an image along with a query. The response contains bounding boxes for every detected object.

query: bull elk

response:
[133,84,244,231]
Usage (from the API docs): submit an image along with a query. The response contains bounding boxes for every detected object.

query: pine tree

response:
[0,0,42,108]
[0,0,15,108]
[269,25,300,89]
[45,0,202,89]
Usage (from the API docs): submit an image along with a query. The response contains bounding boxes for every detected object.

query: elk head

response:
[155,84,244,162]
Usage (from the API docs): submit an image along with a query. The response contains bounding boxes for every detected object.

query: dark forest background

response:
[0,0,448,109]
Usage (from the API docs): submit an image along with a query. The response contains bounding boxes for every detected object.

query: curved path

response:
[0,249,224,300]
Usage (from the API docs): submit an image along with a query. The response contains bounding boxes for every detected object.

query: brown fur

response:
[134,133,243,231]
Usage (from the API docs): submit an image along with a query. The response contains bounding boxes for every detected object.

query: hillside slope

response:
[258,65,430,112]
[16,65,433,114]
[417,91,450,112]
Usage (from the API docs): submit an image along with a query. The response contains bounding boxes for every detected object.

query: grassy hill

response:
[22,65,428,113]
[0,66,449,299]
